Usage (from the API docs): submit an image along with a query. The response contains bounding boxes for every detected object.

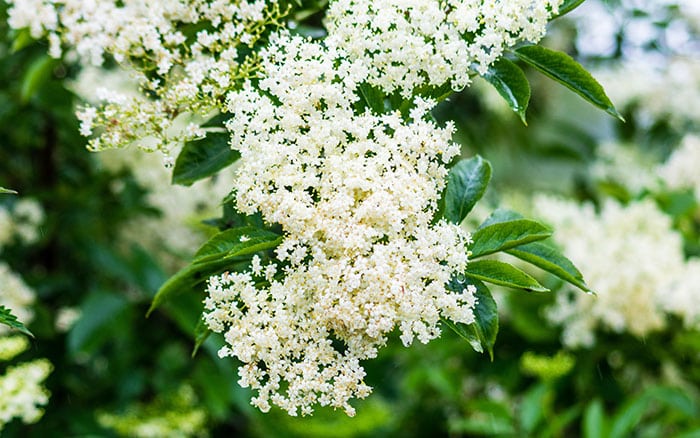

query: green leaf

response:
[20,55,58,104]
[147,257,245,317]
[0,305,33,337]
[358,82,386,114]
[506,242,591,293]
[444,156,492,224]
[470,219,552,258]
[192,317,211,358]
[583,399,607,438]
[482,58,531,124]
[193,227,282,263]
[68,291,129,355]
[554,0,587,18]
[11,28,34,53]
[610,397,651,438]
[172,131,239,186]
[443,278,498,359]
[465,260,549,292]
[148,227,281,316]
[520,383,549,434]
[478,208,524,228]
[0,187,18,194]
[514,45,624,121]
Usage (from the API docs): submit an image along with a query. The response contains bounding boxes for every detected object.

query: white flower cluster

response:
[536,196,694,348]
[325,0,562,97]
[0,199,44,251]
[204,34,476,416]
[0,359,53,429]
[658,134,700,198]
[0,263,36,336]
[7,0,285,158]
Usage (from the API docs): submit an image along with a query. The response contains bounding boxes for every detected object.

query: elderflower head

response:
[538,196,686,348]
[325,0,562,97]
[7,0,286,156]
[204,34,477,416]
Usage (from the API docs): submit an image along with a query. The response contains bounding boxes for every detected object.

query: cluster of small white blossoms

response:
[0,265,52,430]
[6,0,285,159]
[0,199,44,252]
[658,134,700,199]
[324,0,563,97]
[203,33,476,416]
[589,141,658,196]
[536,196,688,348]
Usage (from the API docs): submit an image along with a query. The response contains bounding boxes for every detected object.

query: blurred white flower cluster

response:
[325,0,562,97]
[658,134,700,198]
[537,196,700,348]
[205,34,476,416]
[0,201,52,430]
[7,0,286,159]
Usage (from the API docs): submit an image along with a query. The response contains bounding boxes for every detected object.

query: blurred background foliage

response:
[2,0,700,436]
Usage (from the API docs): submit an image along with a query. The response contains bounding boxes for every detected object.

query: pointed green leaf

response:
[147,257,246,317]
[0,187,17,194]
[193,227,282,263]
[465,260,549,292]
[470,219,552,258]
[444,156,492,224]
[443,278,498,359]
[506,242,591,293]
[172,131,239,186]
[514,45,624,121]
[482,58,531,124]
[148,227,281,316]
[192,317,212,358]
[0,305,33,337]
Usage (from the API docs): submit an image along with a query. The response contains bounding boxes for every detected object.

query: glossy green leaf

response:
[470,219,552,258]
[0,305,33,337]
[20,55,57,104]
[444,156,492,224]
[192,317,211,358]
[172,131,239,186]
[482,58,531,124]
[148,227,281,315]
[0,187,17,194]
[147,257,246,317]
[193,227,282,263]
[506,242,591,293]
[465,260,549,292]
[514,45,624,121]
[443,278,498,359]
